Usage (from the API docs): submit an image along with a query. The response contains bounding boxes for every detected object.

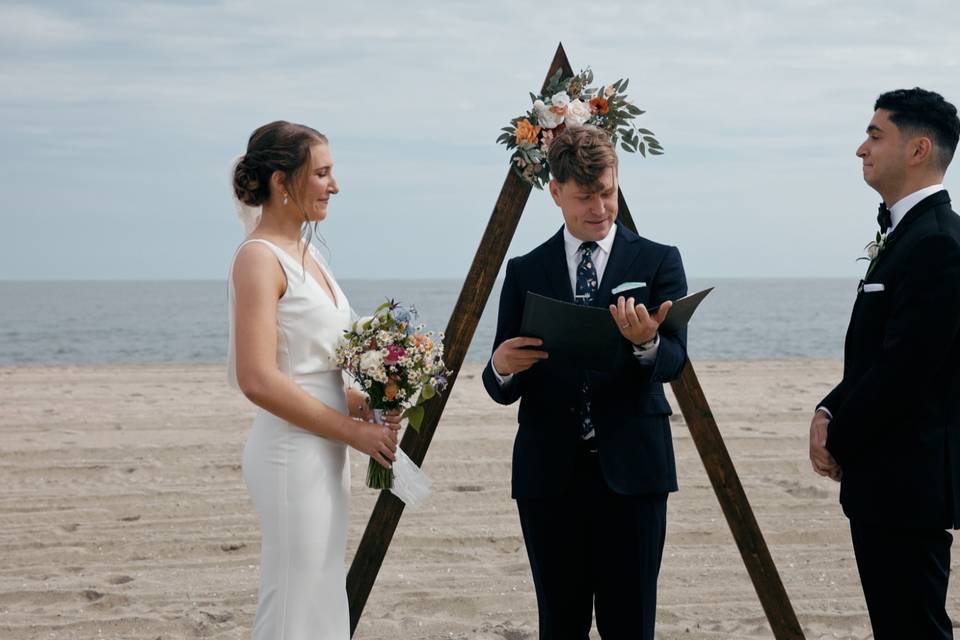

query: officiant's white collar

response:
[563,224,616,259]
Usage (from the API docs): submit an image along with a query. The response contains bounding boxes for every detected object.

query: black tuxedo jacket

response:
[482,223,688,499]
[823,190,960,528]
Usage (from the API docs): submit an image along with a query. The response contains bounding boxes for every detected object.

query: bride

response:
[228,121,401,639]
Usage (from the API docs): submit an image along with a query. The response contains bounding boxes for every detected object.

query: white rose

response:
[533,99,563,129]
[565,99,592,126]
[359,350,384,375]
[550,92,570,108]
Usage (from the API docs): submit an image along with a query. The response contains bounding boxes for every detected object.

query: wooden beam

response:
[346,43,573,635]
[617,193,805,638]
[348,43,805,640]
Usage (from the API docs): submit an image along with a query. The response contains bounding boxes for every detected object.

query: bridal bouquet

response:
[497,67,662,189]
[336,300,449,493]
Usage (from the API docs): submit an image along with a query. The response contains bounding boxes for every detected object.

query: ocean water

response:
[0,278,858,366]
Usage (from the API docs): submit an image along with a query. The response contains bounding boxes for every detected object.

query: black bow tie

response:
[877,203,892,233]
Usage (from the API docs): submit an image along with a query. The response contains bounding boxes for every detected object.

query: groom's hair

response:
[548,126,618,188]
[875,88,960,171]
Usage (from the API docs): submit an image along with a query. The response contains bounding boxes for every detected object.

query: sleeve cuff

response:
[491,358,515,386]
[816,406,833,420]
[632,332,660,363]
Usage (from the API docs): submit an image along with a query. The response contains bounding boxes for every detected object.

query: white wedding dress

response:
[228,239,353,639]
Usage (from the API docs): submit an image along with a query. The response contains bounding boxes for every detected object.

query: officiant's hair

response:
[548,126,618,189]
[233,121,328,207]
[875,88,960,171]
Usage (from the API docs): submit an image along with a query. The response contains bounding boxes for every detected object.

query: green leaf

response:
[404,405,425,431]
[625,104,642,116]
[638,141,646,157]
[637,128,655,135]
[529,92,538,103]
[421,384,435,400]
[648,148,664,155]
[620,78,629,92]
[620,141,632,152]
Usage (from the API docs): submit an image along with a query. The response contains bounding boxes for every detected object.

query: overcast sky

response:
[3,1,959,280]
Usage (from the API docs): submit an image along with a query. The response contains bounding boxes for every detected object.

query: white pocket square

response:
[863,283,885,293]
[612,281,647,295]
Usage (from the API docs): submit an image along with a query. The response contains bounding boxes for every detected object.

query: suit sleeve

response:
[623,245,689,383]
[826,234,960,464]
[482,259,525,405]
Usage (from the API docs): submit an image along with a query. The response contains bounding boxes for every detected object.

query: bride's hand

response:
[350,421,398,468]
[345,388,373,421]
[381,409,403,432]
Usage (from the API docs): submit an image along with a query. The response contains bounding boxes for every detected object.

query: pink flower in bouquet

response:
[384,344,406,364]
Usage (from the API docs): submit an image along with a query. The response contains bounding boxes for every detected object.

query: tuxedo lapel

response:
[884,190,951,249]
[596,223,641,306]
[543,227,574,303]
[867,190,951,277]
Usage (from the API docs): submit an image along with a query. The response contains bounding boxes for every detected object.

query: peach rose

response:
[384,379,399,401]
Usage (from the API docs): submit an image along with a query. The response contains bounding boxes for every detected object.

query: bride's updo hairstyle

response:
[233,121,328,207]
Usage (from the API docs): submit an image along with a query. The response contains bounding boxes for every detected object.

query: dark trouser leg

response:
[516,456,596,640]
[850,520,953,640]
[592,471,667,640]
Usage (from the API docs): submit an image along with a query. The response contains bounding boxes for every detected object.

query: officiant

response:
[482,125,688,639]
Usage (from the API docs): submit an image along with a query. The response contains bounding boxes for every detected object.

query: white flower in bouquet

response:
[359,350,385,376]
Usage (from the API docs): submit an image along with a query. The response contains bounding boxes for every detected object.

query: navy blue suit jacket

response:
[823,190,960,528]
[483,223,688,499]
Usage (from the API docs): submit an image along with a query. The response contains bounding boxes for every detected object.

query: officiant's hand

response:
[492,337,548,375]
[609,296,672,346]
[809,410,841,482]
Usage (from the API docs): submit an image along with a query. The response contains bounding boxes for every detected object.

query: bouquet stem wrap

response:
[369,409,432,508]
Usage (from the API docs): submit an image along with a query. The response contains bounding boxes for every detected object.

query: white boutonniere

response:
[858,231,888,275]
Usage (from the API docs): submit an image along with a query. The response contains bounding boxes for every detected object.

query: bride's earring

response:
[283,193,289,205]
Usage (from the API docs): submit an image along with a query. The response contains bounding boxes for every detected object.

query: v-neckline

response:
[249,238,341,309]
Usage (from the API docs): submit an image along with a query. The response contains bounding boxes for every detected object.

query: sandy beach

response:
[1,359,955,639]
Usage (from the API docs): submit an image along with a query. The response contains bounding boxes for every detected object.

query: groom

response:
[483,125,687,639]
[809,88,960,638]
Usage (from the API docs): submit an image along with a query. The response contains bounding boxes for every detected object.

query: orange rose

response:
[384,380,399,401]
[589,96,609,115]
[514,119,541,145]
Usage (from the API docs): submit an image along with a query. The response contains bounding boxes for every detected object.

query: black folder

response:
[518,287,713,371]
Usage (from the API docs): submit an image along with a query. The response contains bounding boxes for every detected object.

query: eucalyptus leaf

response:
[404,405,425,431]
[638,141,646,157]
[649,148,664,155]
[637,128,654,135]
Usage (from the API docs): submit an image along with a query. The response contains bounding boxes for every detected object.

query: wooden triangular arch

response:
[347,43,805,640]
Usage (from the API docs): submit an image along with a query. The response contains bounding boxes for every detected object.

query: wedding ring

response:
[620,323,629,329]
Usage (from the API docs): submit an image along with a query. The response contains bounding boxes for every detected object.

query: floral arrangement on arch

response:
[497,67,663,189]
[336,300,450,489]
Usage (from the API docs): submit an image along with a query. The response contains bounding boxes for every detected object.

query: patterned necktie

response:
[575,242,599,442]
[877,203,892,233]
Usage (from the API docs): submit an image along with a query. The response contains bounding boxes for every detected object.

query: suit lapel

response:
[543,227,574,302]
[596,223,641,306]
[867,190,950,276]
[884,190,950,249]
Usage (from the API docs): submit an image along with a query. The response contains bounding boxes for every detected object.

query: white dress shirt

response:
[885,184,945,233]
[492,224,659,385]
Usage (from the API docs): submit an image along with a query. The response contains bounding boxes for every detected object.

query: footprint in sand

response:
[220,542,246,552]
[107,575,134,585]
